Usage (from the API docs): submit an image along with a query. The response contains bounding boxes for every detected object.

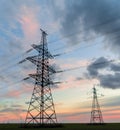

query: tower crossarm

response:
[29,73,42,79]
[26,56,54,66]
[32,44,53,59]
[26,55,40,64]
[32,44,43,51]
[48,66,56,73]
[26,55,54,65]
[44,50,54,59]
[29,73,60,85]
[26,55,57,73]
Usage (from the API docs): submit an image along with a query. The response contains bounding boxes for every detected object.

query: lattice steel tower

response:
[90,85,104,124]
[25,29,57,124]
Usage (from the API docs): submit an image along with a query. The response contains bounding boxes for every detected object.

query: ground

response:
[0,123,120,130]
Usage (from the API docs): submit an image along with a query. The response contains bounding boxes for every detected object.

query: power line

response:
[0,58,118,92]
[0,44,38,74]
[54,58,117,74]
[1,19,120,79]
[0,38,118,78]
[47,13,120,45]
[0,80,22,90]
[1,18,120,73]
[52,27,120,53]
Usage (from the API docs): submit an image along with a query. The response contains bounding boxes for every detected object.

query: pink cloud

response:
[6,89,22,98]
[57,109,90,123]
[56,107,120,123]
[18,6,40,47]
[0,111,26,123]
[3,83,33,98]
[1,104,120,123]
[59,59,90,70]
[104,114,120,122]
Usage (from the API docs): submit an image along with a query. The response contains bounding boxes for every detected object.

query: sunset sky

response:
[0,0,120,123]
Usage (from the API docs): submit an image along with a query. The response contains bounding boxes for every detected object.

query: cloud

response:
[0,0,42,100]
[57,110,89,123]
[8,39,23,54]
[99,73,120,89]
[0,108,26,113]
[103,96,120,107]
[87,57,110,78]
[0,106,27,123]
[76,77,83,81]
[10,104,23,108]
[110,63,120,72]
[87,56,120,89]
[52,0,120,53]
[0,0,41,56]
[18,5,40,43]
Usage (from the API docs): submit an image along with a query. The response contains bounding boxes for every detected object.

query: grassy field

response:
[0,123,120,130]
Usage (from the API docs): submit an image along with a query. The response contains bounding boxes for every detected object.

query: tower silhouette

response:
[25,29,57,125]
[90,85,104,124]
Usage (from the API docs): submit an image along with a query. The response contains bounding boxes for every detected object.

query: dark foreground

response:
[0,123,120,130]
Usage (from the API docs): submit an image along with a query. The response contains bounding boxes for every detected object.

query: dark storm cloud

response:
[87,57,120,89]
[99,73,120,89]
[110,63,120,72]
[53,0,120,52]
[87,57,110,78]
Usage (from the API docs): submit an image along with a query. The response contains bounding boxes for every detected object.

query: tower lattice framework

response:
[90,86,104,124]
[25,29,57,124]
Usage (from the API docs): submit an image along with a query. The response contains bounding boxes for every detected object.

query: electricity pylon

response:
[90,85,104,124]
[25,29,57,125]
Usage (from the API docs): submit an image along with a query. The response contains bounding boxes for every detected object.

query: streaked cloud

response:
[52,0,120,55]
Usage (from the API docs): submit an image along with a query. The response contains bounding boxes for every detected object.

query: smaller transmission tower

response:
[90,85,104,124]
